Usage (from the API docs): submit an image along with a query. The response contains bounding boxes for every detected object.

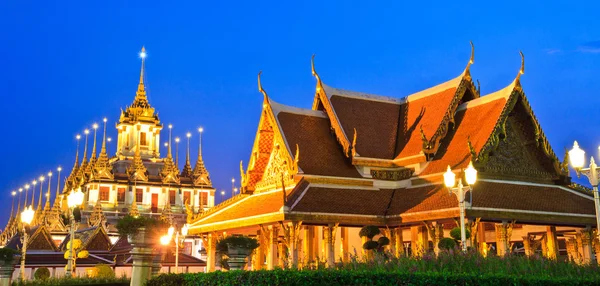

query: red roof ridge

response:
[477,178,593,200]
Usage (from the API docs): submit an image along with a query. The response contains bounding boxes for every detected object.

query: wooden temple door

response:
[151,193,158,213]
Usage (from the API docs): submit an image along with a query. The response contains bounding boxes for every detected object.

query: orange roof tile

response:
[277,111,362,178]
[199,190,284,225]
[420,96,506,175]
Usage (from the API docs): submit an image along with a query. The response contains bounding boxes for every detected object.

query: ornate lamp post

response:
[65,188,85,276]
[568,141,600,240]
[19,205,34,280]
[444,162,477,252]
[160,224,189,273]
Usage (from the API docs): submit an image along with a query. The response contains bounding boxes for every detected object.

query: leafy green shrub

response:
[216,235,259,252]
[13,276,129,285]
[146,269,600,286]
[0,248,19,263]
[358,225,380,239]
[438,237,457,250]
[94,264,115,278]
[33,267,50,280]
[116,215,168,237]
[450,227,471,241]
[377,236,390,247]
[362,241,379,250]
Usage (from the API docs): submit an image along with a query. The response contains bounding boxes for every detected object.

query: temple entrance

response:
[151,193,158,213]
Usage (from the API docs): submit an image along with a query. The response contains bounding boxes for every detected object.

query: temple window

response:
[117,188,126,202]
[140,132,147,146]
[183,191,191,205]
[200,192,208,208]
[169,190,176,205]
[136,188,143,203]
[99,186,110,201]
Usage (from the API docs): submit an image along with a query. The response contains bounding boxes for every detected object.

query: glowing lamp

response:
[67,188,84,208]
[444,166,456,188]
[160,235,170,245]
[465,161,478,185]
[181,224,189,236]
[569,141,585,169]
[12,191,16,196]
[168,226,175,237]
[198,127,203,133]
[58,167,62,172]
[140,50,147,59]
[21,206,35,225]
[220,191,225,196]
[186,132,191,138]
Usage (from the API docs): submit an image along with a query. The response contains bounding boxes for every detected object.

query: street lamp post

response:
[568,141,600,240]
[160,224,189,273]
[19,205,34,280]
[66,188,85,277]
[444,162,478,252]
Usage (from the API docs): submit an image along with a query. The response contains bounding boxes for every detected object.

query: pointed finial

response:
[311,54,320,80]
[91,123,99,161]
[74,134,81,168]
[198,127,204,158]
[476,79,481,95]
[294,144,300,164]
[464,41,475,73]
[168,124,173,158]
[258,71,270,105]
[82,129,90,164]
[515,51,525,82]
[139,46,147,85]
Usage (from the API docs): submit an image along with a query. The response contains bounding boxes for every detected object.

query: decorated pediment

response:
[27,226,58,251]
[254,142,299,192]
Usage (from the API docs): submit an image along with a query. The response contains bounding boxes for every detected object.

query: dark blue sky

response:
[1,1,599,224]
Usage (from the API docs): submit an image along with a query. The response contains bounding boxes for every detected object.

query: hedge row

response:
[146,269,600,286]
[12,277,129,286]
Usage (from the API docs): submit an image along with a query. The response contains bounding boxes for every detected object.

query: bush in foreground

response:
[33,267,50,280]
[147,269,600,286]
[12,276,129,286]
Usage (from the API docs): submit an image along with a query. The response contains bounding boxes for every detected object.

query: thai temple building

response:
[0,47,213,278]
[188,46,599,270]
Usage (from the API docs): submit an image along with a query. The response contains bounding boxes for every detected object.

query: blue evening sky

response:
[0,1,599,224]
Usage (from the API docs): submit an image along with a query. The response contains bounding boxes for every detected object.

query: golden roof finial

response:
[464,41,475,73]
[91,123,99,162]
[258,71,270,105]
[311,54,324,92]
[167,124,173,158]
[351,128,357,157]
[82,129,90,165]
[73,134,81,169]
[181,132,193,177]
[515,51,525,82]
[139,46,146,86]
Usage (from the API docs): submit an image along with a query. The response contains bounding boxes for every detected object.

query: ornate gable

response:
[82,227,112,251]
[27,226,58,251]
[473,86,562,182]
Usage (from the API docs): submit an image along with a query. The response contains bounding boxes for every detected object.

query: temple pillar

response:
[251,230,264,270]
[361,235,368,258]
[303,226,315,267]
[340,227,349,263]
[267,226,278,270]
[566,238,580,263]
[425,222,443,255]
[394,227,404,257]
[206,233,216,272]
[522,236,533,257]
[477,222,487,256]
[278,242,286,268]
[284,222,301,267]
[410,225,428,257]
[578,228,595,264]
[324,224,337,267]
[129,242,155,285]
[545,226,558,260]
[494,222,511,257]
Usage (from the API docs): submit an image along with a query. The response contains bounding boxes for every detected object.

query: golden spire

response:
[311,54,324,91]
[94,118,114,179]
[83,129,90,164]
[175,137,180,167]
[160,124,180,184]
[23,184,29,211]
[181,132,193,177]
[129,188,140,218]
[90,123,99,164]
[37,175,45,211]
[193,127,211,187]
[45,171,52,209]
[31,180,37,206]
[127,134,148,182]
[16,188,22,216]
[10,191,16,219]
[131,46,150,109]
[515,51,525,83]
[53,167,62,208]
[73,134,81,169]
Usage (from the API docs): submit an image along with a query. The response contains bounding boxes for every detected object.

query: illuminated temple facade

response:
[0,49,214,277]
[189,48,599,270]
